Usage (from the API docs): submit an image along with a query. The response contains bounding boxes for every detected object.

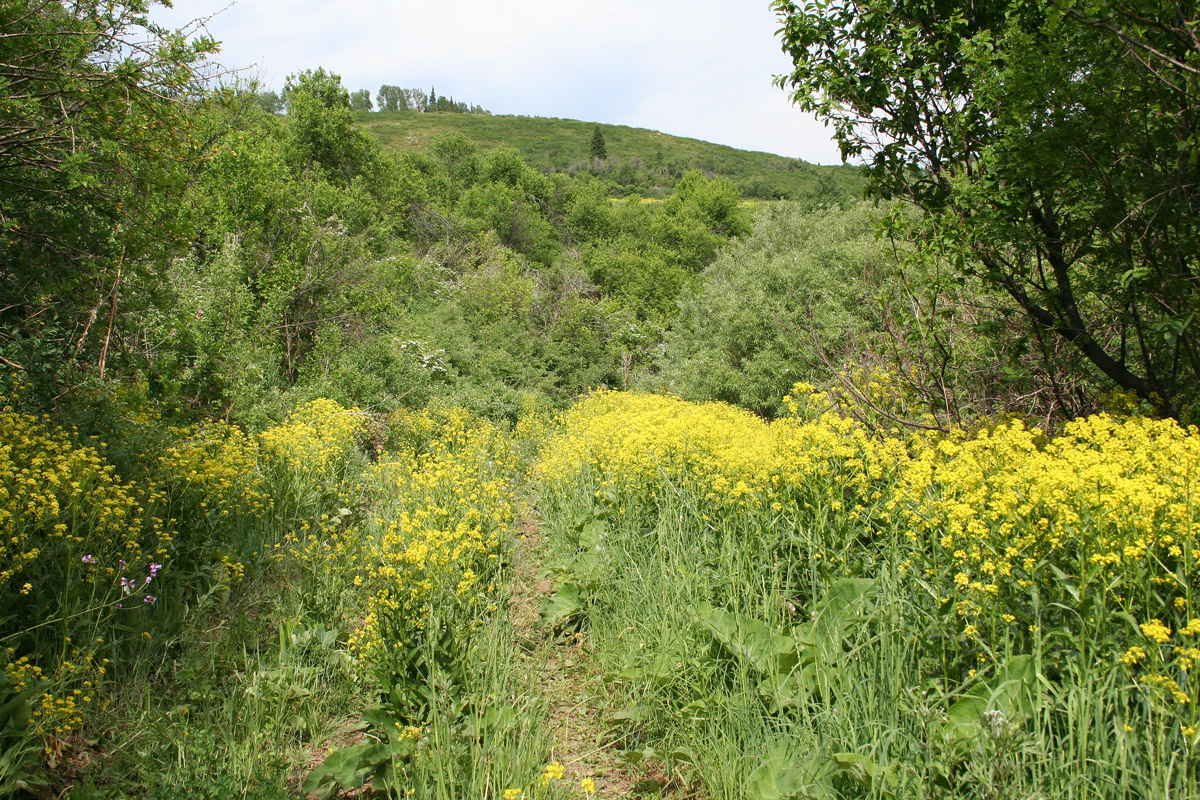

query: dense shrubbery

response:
[653,200,1088,425]
[119,89,748,425]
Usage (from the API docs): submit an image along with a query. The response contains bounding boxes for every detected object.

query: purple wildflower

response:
[81,554,96,564]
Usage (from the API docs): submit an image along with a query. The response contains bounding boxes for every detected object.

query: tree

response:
[283,68,376,182]
[774,0,1200,417]
[0,0,217,382]
[589,125,608,160]
[349,88,373,112]
[402,88,428,112]
[256,89,284,114]
[431,132,481,187]
[377,84,407,112]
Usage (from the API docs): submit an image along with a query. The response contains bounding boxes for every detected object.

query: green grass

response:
[533,394,1200,800]
[359,111,866,199]
[20,388,1196,799]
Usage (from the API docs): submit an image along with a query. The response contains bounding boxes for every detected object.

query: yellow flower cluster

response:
[0,406,171,588]
[892,415,1198,658]
[0,404,180,739]
[895,415,1198,577]
[3,643,104,739]
[542,390,1200,730]
[259,398,366,478]
[344,406,517,672]
[1142,620,1173,645]
[540,761,565,786]
[540,388,902,524]
[158,421,272,523]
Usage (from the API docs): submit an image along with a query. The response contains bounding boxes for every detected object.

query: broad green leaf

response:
[943,654,1036,746]
[301,740,389,797]
[745,748,835,800]
[832,751,898,791]
[540,582,583,627]
[696,603,798,674]
[810,577,874,642]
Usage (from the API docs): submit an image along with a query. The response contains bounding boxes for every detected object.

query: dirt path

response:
[508,517,652,798]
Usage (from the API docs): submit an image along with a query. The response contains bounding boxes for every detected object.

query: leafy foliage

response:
[774,0,1200,418]
[539,389,1200,799]
[0,0,217,392]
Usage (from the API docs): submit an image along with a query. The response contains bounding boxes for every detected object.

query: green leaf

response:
[617,746,660,766]
[464,706,519,739]
[745,748,835,800]
[540,582,583,628]
[578,519,608,550]
[609,705,652,723]
[810,577,874,642]
[831,752,898,791]
[696,603,798,674]
[758,663,817,712]
[301,740,389,798]
[943,654,1037,746]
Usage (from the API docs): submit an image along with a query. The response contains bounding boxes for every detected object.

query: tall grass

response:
[10,384,1195,797]
[2,394,563,797]
[536,388,1200,799]
[0,397,374,795]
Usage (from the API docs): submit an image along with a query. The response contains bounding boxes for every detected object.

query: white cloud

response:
[154,0,845,163]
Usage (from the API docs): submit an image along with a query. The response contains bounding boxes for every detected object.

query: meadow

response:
[4,4,1198,794]
[3,385,1196,797]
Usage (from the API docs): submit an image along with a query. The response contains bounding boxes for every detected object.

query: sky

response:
[152,0,845,165]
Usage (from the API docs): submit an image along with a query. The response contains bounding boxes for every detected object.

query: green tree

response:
[657,202,890,416]
[431,132,481,189]
[774,0,1200,416]
[377,85,407,112]
[402,88,428,112]
[256,89,284,114]
[283,68,376,183]
[0,0,217,385]
[589,125,608,160]
[349,88,373,112]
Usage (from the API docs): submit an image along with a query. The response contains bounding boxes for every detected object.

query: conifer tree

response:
[589,125,608,160]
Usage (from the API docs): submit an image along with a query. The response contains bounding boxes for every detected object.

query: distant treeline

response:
[255,83,489,115]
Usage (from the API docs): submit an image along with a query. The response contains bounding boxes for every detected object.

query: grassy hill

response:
[359,111,865,199]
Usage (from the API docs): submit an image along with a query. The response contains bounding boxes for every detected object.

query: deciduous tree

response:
[349,88,373,112]
[283,68,375,183]
[377,84,407,112]
[0,0,217,382]
[774,0,1200,416]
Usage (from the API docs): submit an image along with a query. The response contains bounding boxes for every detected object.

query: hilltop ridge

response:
[359,110,864,199]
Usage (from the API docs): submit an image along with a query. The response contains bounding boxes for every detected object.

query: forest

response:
[0,0,1198,798]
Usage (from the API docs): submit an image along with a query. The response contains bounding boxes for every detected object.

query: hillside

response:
[359,110,865,199]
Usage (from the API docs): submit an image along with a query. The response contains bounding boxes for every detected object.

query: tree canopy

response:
[774,0,1200,417]
[0,0,217,376]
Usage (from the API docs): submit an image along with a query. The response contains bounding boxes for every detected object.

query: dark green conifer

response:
[589,125,607,160]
